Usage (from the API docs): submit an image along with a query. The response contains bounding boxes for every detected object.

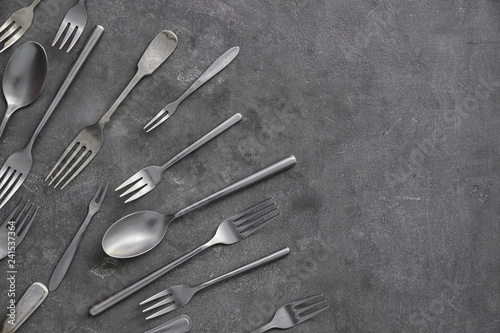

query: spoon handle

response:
[27,25,104,146]
[97,30,177,128]
[160,113,242,171]
[174,155,296,218]
[96,72,142,128]
[196,247,289,291]
[0,112,11,140]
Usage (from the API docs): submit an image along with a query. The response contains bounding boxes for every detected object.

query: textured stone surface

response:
[0,0,499,332]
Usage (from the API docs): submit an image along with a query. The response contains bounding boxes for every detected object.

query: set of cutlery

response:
[46,30,178,189]
[0,2,328,332]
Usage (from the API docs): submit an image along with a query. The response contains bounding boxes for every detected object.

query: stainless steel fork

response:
[48,179,109,292]
[251,294,328,332]
[0,0,42,53]
[144,46,240,132]
[89,199,278,316]
[141,247,290,320]
[0,197,39,260]
[116,113,242,203]
[52,0,87,52]
[46,30,178,189]
[0,26,104,209]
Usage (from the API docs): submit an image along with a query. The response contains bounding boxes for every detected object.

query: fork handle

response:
[251,322,277,333]
[29,0,42,9]
[97,73,142,128]
[27,25,104,147]
[174,155,296,218]
[160,113,242,171]
[89,239,215,316]
[196,247,289,291]
[48,211,95,292]
[174,46,240,106]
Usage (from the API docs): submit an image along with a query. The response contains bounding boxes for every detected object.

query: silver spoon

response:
[0,41,47,140]
[102,155,296,258]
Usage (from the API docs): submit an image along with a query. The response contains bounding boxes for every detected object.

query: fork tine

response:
[13,200,30,224]
[16,206,38,242]
[230,198,272,222]
[119,180,146,198]
[289,294,324,308]
[0,17,14,33]
[46,142,81,183]
[295,299,327,316]
[53,146,90,188]
[0,171,19,201]
[0,174,24,210]
[145,112,175,133]
[59,151,97,189]
[59,25,76,50]
[296,305,329,324]
[145,304,178,320]
[124,185,153,203]
[15,202,34,232]
[92,179,106,202]
[144,109,167,131]
[240,213,279,238]
[91,178,110,206]
[96,179,110,204]
[0,167,14,190]
[140,289,171,305]
[233,203,276,227]
[66,26,83,52]
[115,172,143,192]
[0,24,18,43]
[0,29,24,54]
[142,297,175,312]
[1,197,23,229]
[52,21,68,46]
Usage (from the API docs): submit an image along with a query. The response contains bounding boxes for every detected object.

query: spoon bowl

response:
[0,41,47,139]
[102,211,172,258]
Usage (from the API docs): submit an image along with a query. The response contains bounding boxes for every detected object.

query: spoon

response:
[102,155,296,258]
[0,41,47,140]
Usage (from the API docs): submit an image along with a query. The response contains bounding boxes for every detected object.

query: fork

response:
[46,30,178,190]
[144,46,240,132]
[0,197,39,260]
[48,179,109,292]
[89,199,278,316]
[116,113,242,203]
[141,247,290,320]
[52,0,87,52]
[0,0,42,54]
[251,294,328,332]
[0,26,104,210]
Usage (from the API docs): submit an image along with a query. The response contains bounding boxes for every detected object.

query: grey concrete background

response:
[0,0,499,332]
